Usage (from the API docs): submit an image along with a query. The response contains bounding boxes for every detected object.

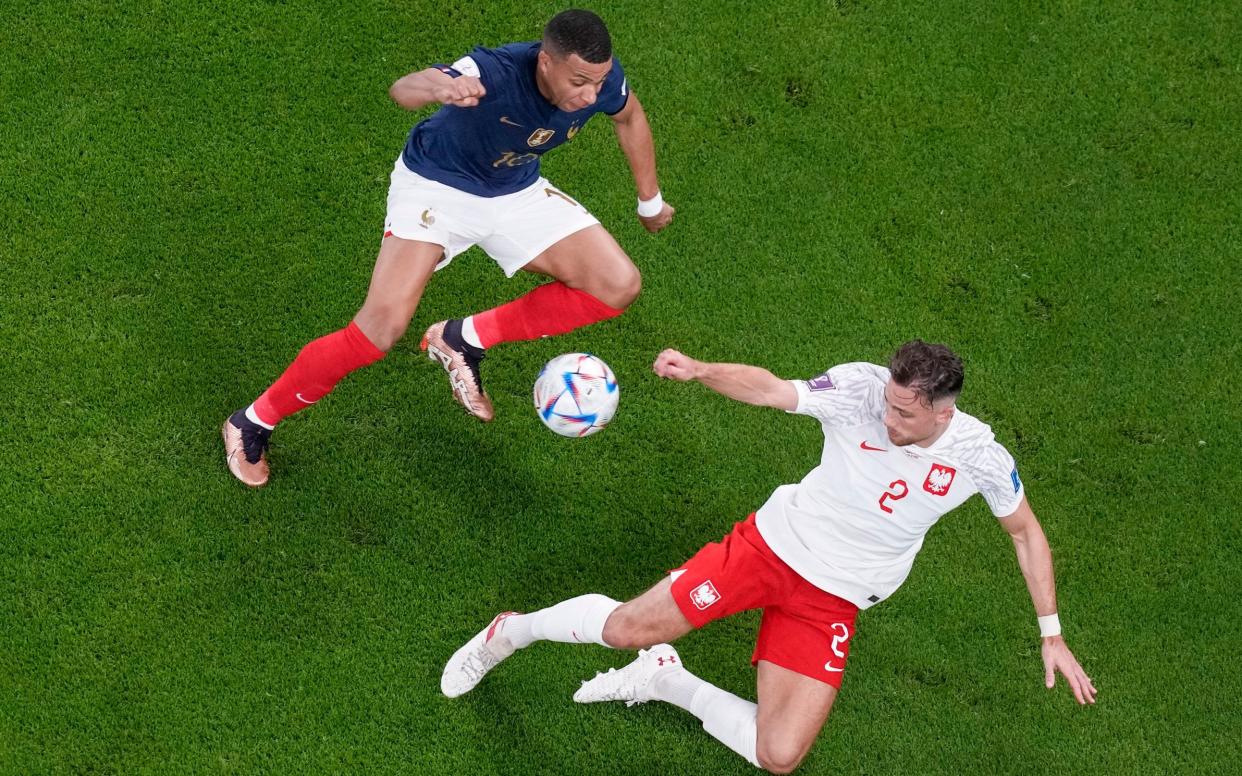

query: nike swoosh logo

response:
[860,441,887,452]
[824,663,844,672]
[295,392,318,405]
[499,116,524,127]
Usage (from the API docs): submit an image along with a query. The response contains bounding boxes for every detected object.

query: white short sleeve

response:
[971,443,1025,517]
[450,56,480,78]
[790,362,888,427]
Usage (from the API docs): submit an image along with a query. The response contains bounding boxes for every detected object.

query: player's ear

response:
[935,401,956,425]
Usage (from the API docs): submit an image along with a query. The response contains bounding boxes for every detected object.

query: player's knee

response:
[756,734,811,774]
[354,306,412,352]
[582,260,640,310]
[364,320,406,352]
[757,749,805,774]
[610,262,641,308]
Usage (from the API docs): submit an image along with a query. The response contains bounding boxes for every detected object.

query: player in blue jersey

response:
[223,10,673,487]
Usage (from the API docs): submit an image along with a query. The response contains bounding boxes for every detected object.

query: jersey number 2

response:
[878,479,908,514]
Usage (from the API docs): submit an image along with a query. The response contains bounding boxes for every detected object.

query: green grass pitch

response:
[2,1,1239,773]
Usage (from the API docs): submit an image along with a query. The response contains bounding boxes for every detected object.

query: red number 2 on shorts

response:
[878,479,908,514]
[825,622,851,672]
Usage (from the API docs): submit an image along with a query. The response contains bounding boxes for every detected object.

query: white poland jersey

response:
[754,362,1025,610]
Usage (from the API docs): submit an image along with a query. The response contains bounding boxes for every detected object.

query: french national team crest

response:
[527,128,555,147]
[689,580,721,610]
[923,463,956,496]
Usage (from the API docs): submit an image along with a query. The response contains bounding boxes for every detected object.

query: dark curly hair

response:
[889,340,964,406]
[543,9,612,64]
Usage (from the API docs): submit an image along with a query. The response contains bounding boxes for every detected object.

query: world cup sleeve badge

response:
[923,463,956,495]
[807,372,835,392]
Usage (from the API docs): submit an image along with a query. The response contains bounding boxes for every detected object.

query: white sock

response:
[461,316,484,349]
[244,404,274,430]
[690,682,761,768]
[648,664,761,768]
[502,594,620,649]
[649,666,708,712]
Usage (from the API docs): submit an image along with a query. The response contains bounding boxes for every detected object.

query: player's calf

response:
[600,578,694,649]
[600,604,673,649]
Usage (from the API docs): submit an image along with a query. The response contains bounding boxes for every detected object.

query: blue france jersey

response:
[401,42,629,197]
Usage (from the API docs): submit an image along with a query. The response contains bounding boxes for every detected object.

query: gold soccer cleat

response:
[222,410,271,487]
[421,320,495,422]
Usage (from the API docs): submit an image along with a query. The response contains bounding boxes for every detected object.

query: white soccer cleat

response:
[441,612,519,698]
[572,644,683,707]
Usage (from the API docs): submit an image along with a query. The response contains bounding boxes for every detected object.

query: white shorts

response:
[384,157,600,277]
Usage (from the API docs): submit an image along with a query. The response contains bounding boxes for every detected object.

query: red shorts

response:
[670,514,859,689]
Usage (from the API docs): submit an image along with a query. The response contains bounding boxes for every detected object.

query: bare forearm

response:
[1012,525,1058,616]
[614,104,660,200]
[694,362,791,408]
[389,68,453,110]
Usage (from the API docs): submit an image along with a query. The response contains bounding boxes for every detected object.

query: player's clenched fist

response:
[638,202,675,234]
[434,76,486,107]
[653,349,701,381]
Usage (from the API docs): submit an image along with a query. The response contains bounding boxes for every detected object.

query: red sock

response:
[471,282,625,349]
[251,321,385,426]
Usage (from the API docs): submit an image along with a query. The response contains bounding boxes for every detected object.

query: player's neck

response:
[910,410,955,448]
[911,427,947,448]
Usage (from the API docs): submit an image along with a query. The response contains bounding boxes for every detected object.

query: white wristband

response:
[637,191,663,217]
[1038,613,1061,638]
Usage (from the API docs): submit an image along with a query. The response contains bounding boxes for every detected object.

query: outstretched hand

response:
[639,202,675,234]
[1042,636,1098,705]
[653,349,700,381]
[434,76,486,107]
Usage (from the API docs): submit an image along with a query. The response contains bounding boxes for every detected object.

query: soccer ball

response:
[533,353,619,437]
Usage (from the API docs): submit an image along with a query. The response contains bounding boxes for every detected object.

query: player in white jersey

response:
[441,341,1097,773]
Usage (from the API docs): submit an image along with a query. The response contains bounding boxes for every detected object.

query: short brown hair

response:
[889,340,964,406]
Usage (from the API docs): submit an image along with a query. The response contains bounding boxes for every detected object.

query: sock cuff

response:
[580,593,622,646]
[563,284,626,319]
[344,320,387,361]
[244,404,275,430]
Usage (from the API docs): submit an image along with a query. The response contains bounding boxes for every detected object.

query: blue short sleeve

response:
[597,57,629,115]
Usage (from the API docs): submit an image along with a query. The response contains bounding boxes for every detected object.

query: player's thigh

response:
[486,179,639,308]
[667,513,790,625]
[383,156,487,275]
[353,236,443,351]
[602,577,694,650]
[523,224,640,308]
[755,660,838,774]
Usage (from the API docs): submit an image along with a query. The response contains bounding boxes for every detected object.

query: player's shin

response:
[251,322,385,426]
[503,594,620,649]
[692,684,761,768]
[467,282,624,349]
